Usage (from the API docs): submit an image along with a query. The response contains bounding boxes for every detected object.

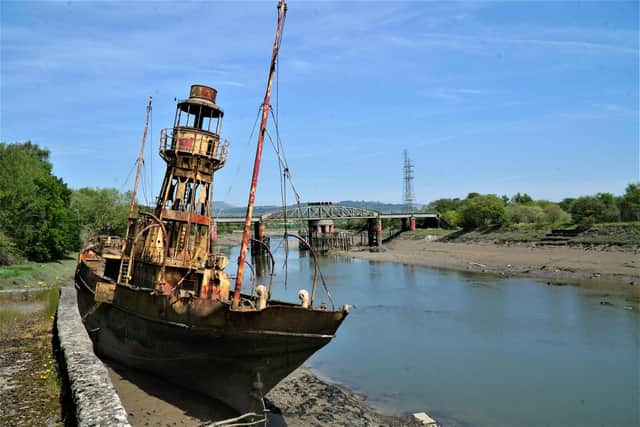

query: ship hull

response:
[75,259,346,415]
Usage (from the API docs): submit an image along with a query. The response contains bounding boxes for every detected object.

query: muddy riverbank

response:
[342,234,639,292]
[107,361,422,426]
[0,289,62,426]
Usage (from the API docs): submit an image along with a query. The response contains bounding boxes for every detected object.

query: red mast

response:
[233,0,287,308]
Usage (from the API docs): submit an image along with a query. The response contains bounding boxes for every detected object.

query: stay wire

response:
[269,109,302,206]
[149,101,154,207]
[217,105,262,219]
[264,128,288,290]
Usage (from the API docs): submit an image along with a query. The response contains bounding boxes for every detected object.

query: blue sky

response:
[1,1,638,206]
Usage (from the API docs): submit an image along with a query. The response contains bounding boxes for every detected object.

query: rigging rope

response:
[216,105,262,220]
[149,101,154,206]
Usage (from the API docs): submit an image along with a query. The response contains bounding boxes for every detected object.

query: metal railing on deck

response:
[160,127,229,164]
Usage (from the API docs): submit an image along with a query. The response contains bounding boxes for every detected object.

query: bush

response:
[441,210,460,227]
[459,194,507,229]
[570,195,619,224]
[506,204,545,224]
[542,204,571,224]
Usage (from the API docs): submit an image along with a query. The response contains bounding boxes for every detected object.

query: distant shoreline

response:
[340,235,639,293]
[216,230,639,291]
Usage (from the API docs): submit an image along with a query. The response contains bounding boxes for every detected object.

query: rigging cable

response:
[149,99,153,206]
[217,106,262,220]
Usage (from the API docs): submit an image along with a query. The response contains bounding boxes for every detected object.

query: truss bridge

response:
[215,202,440,252]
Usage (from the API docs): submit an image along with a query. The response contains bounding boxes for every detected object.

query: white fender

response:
[256,285,267,310]
[298,289,310,308]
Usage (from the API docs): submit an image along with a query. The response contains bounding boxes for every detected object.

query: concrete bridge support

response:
[308,219,335,237]
[367,216,382,249]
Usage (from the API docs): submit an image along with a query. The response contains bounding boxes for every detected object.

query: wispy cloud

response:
[386,31,638,56]
[425,88,499,103]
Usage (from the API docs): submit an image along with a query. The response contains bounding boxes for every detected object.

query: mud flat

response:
[343,235,639,292]
[267,367,422,427]
[106,362,422,426]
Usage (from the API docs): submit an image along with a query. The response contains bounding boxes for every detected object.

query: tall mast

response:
[129,96,153,219]
[233,0,287,308]
[118,96,152,283]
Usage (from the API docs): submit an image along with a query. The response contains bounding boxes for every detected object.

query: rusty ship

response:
[75,1,348,421]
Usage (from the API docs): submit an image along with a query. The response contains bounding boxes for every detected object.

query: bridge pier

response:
[367,216,382,249]
[308,219,334,237]
[400,216,416,231]
[251,221,270,256]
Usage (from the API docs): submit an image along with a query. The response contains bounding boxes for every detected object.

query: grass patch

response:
[0,286,62,425]
[0,265,34,279]
[0,255,76,291]
[407,221,640,246]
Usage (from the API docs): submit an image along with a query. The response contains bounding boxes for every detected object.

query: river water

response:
[229,239,639,427]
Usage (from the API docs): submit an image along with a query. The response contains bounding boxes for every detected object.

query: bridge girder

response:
[260,205,379,221]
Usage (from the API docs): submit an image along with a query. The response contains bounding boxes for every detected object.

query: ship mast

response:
[129,97,153,219]
[233,0,287,308]
[118,96,152,283]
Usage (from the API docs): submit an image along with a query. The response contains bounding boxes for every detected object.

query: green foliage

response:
[0,230,20,266]
[342,219,368,231]
[426,198,463,213]
[71,187,131,238]
[0,142,80,262]
[506,203,571,225]
[441,209,461,227]
[511,192,533,205]
[619,183,640,221]
[459,194,507,229]
[570,193,620,225]
[595,192,620,222]
[542,203,571,224]
[506,204,545,224]
[558,197,575,212]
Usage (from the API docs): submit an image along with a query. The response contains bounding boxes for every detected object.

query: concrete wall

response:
[56,286,131,426]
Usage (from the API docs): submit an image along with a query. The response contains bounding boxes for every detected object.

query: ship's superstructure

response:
[118,85,229,297]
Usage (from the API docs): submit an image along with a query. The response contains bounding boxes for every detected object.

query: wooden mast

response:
[118,96,152,283]
[129,96,153,219]
[233,1,287,308]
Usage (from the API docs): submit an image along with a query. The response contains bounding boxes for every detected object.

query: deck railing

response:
[160,127,229,165]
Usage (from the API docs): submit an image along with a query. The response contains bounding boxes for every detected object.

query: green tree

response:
[559,197,575,212]
[71,188,131,239]
[441,210,461,227]
[0,142,80,262]
[542,204,571,224]
[570,196,608,224]
[459,194,507,229]
[506,204,545,224]
[511,192,533,205]
[618,183,640,221]
[426,198,462,213]
[595,192,620,222]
